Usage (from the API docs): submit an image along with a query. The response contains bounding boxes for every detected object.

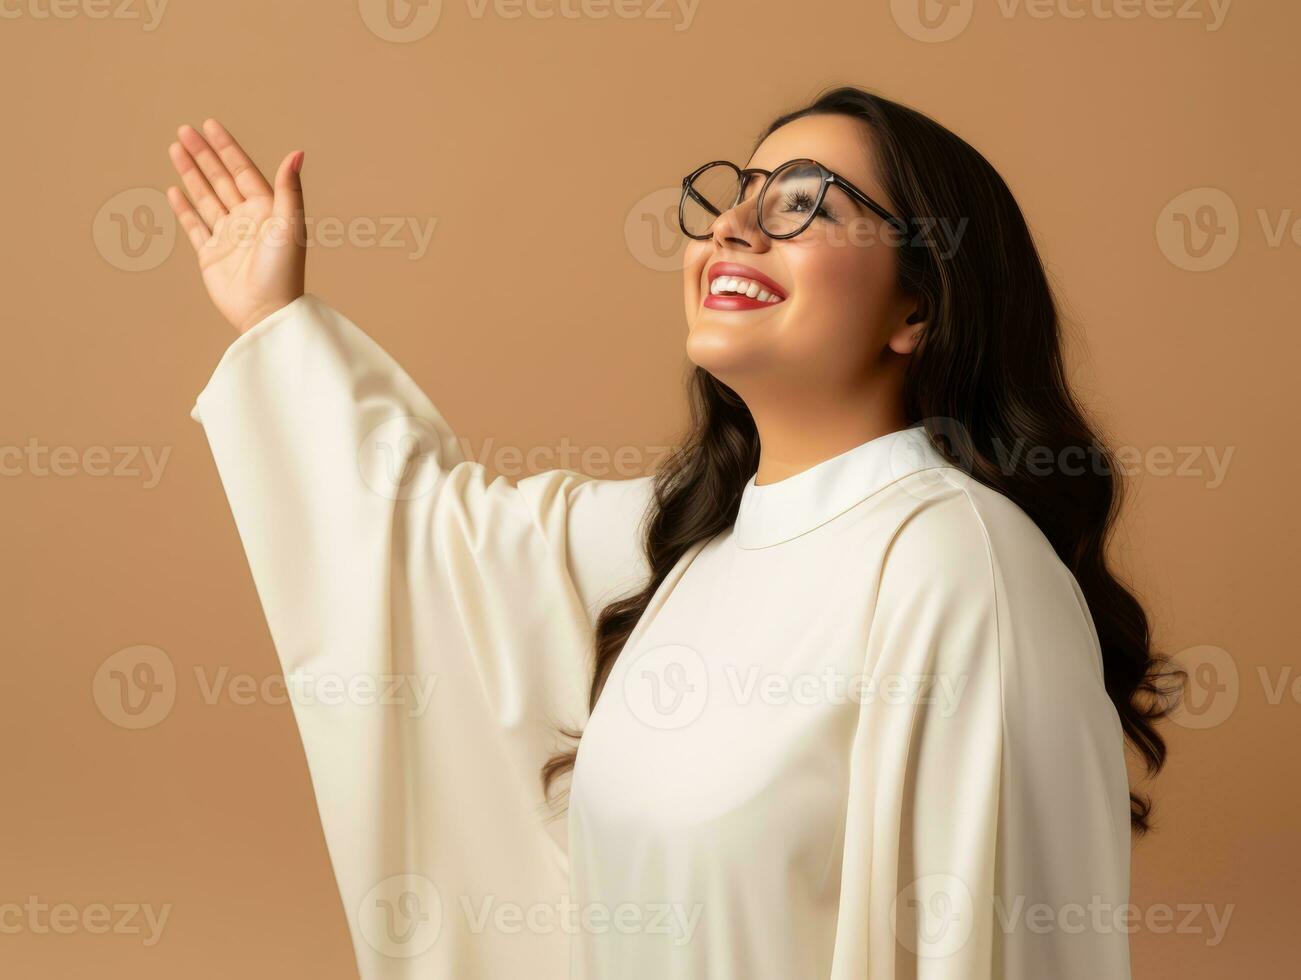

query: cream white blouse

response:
[191,294,1133,979]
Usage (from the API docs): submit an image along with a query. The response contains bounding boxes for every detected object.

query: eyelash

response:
[781,188,835,222]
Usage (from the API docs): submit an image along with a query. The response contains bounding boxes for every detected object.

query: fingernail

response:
[291,151,305,174]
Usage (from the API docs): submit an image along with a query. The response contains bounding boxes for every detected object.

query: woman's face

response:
[682,113,920,398]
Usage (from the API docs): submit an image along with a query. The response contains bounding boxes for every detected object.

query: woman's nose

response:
[711,194,767,251]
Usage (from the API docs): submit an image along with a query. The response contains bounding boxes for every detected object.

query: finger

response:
[166,185,211,253]
[271,149,305,228]
[168,140,226,229]
[177,123,245,210]
[201,118,272,200]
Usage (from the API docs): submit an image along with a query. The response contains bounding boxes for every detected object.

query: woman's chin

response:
[684,317,778,376]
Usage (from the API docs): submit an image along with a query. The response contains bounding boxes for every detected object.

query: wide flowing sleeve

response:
[190,294,655,979]
[833,478,1133,979]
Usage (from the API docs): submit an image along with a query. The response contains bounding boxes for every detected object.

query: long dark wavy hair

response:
[542,85,1183,836]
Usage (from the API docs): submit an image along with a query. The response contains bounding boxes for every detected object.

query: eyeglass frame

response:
[678,158,909,242]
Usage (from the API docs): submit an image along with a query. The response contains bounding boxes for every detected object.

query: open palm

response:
[166,119,306,334]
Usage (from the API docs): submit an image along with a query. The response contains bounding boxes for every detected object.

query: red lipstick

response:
[704,262,788,311]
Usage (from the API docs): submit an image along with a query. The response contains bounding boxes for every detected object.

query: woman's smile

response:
[703,261,788,310]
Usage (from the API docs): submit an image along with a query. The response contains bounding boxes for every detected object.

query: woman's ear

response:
[888,303,928,355]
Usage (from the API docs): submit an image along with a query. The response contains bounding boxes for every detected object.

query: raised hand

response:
[166,119,306,334]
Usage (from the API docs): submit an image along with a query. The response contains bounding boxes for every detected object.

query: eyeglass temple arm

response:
[828,175,909,232]
[683,180,723,218]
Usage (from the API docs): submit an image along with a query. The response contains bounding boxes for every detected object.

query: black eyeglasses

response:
[679,158,908,242]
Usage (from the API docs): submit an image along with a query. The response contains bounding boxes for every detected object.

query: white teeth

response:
[709,275,783,302]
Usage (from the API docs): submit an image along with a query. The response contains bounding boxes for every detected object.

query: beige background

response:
[2,0,1296,976]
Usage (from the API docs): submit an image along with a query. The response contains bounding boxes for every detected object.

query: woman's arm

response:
[167,119,653,619]
[170,122,653,978]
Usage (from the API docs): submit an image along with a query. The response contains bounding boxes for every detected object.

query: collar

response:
[732,422,948,549]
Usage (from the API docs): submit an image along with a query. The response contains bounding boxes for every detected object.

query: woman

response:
[168,86,1177,979]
